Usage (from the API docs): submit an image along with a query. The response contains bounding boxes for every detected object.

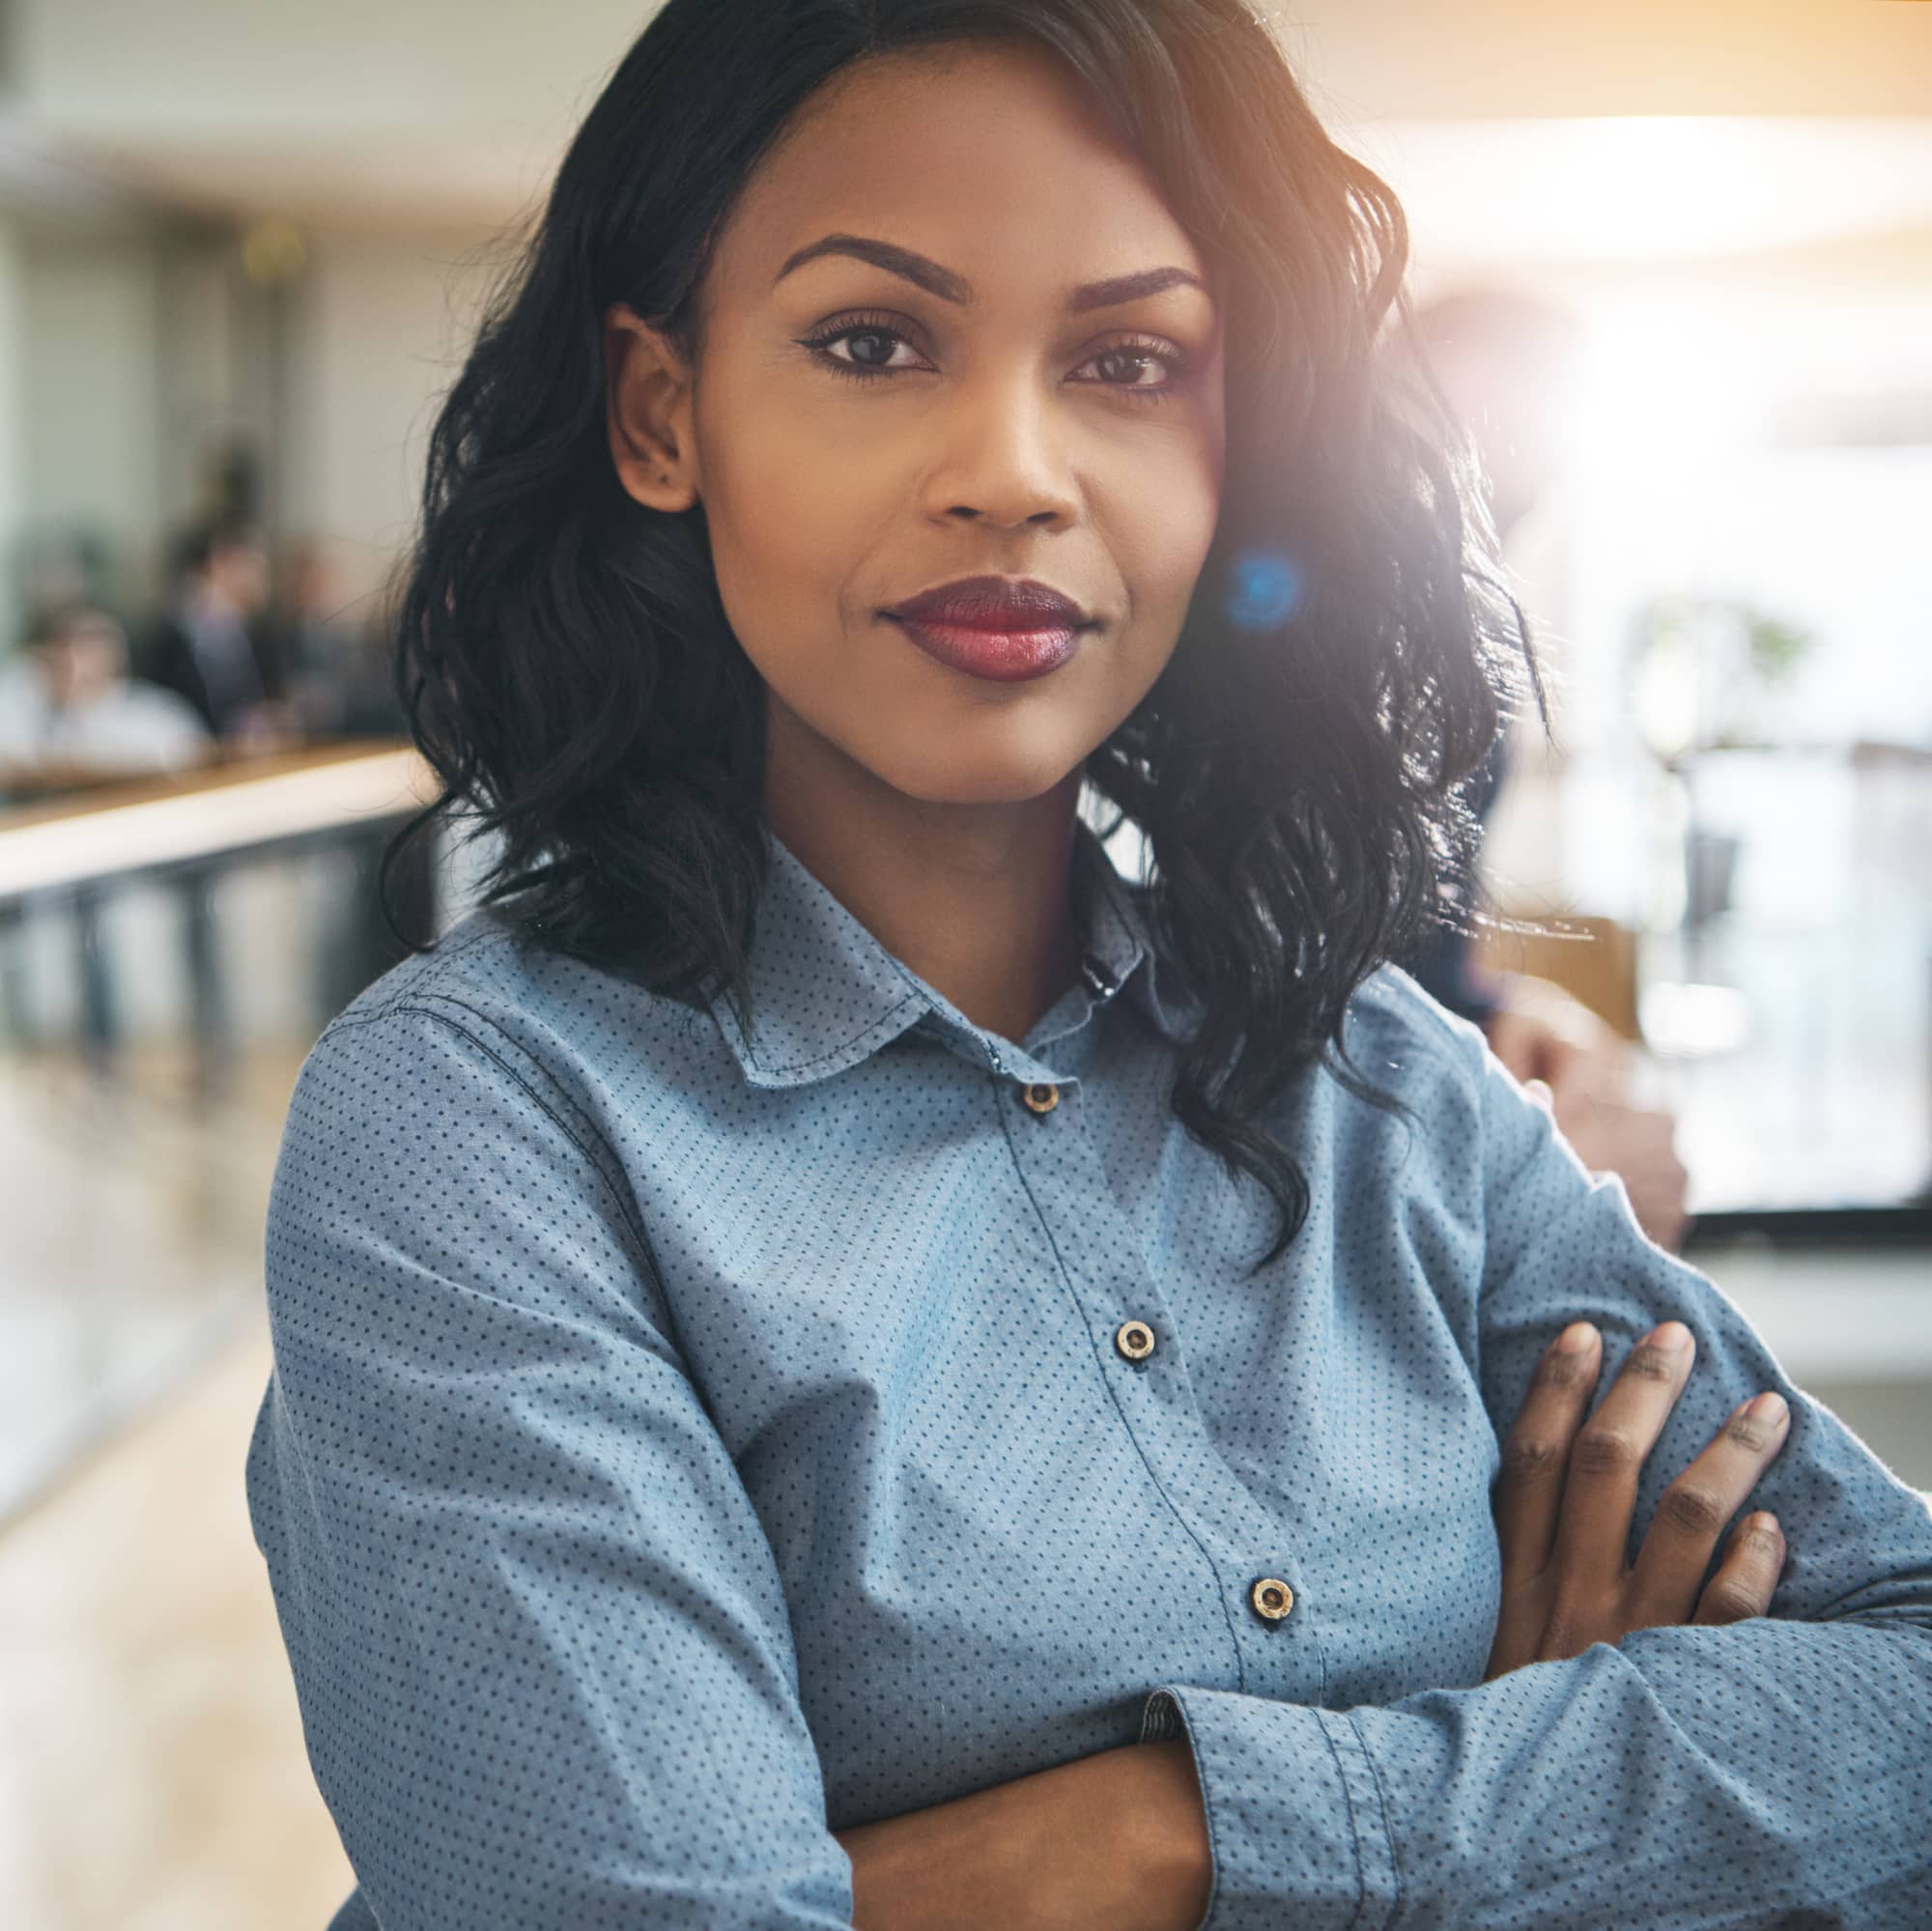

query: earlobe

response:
[603,302,700,513]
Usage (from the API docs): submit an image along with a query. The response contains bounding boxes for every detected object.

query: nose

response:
[923,371,1080,532]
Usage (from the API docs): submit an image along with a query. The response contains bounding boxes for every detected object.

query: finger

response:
[1626,1390,1793,1623]
[1549,1320,1697,1586]
[1693,1510,1786,1626]
[1524,1077,1554,1111]
[1492,1321,1602,1579]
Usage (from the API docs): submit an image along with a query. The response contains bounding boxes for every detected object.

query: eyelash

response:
[794,312,1196,405]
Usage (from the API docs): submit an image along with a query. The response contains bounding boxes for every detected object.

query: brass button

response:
[1114,1320,1156,1363]
[1249,1576,1294,1622]
[1019,1082,1060,1115]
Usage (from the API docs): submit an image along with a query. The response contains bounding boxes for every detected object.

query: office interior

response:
[0,2,1928,1925]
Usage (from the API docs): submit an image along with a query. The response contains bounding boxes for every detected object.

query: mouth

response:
[882,575,1094,685]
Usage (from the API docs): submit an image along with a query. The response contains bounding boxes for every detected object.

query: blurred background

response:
[0,2,1926,1923]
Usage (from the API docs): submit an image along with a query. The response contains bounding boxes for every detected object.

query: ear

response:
[604,302,701,513]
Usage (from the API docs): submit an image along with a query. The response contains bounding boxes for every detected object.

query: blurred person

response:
[137,522,289,1094]
[245,8,1931,1931]
[276,537,410,739]
[138,518,299,752]
[0,602,213,1066]
[0,601,213,787]
[1403,286,1690,1251]
[271,538,425,1030]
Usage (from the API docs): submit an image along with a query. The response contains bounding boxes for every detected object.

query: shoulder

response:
[1343,959,1492,1091]
[1310,960,1512,1173]
[310,904,729,1148]
[119,681,210,732]
[0,654,43,706]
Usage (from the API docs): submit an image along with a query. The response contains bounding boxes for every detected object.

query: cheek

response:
[699,415,868,641]
[1099,447,1220,674]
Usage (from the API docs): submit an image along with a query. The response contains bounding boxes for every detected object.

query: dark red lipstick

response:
[883,575,1093,684]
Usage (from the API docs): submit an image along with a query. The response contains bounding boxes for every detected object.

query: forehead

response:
[716,40,1207,297]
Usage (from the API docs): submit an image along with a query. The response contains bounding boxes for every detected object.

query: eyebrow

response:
[772,232,1214,314]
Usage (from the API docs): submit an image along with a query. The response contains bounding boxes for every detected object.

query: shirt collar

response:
[708,814,1195,1090]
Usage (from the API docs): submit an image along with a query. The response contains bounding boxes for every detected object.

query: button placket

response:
[991,1055,1321,1703]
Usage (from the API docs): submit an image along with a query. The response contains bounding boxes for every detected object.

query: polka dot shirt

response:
[246,816,1932,1928]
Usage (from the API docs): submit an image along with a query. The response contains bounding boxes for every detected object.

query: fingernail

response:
[1646,1320,1693,1352]
[1750,1512,1780,1534]
[1748,1391,1789,1425]
[1555,1320,1597,1352]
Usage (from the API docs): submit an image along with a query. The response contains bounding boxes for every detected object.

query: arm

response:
[1133,1003,1932,1929]
[838,1739,1210,1931]
[245,1001,856,1929]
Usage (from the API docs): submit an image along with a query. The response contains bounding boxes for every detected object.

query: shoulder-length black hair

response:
[384,0,1548,1273]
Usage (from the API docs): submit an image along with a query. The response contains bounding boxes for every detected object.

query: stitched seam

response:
[992,1077,1250,1694]
[322,1001,685,1357]
[731,986,930,1077]
[371,918,505,1008]
[1314,1712,1375,1931]
[1344,1708,1405,1927]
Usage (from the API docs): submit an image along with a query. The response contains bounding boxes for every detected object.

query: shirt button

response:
[1114,1319,1156,1363]
[1249,1576,1294,1622]
[1019,1081,1060,1115]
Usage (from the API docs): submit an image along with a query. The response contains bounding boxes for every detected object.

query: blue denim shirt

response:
[247,814,1932,1930]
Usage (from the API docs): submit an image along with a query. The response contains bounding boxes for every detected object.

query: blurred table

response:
[0,737,438,897]
[0,738,442,1096]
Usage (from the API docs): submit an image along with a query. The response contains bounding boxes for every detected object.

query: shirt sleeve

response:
[1139,1002,1932,1930]
[244,999,855,1931]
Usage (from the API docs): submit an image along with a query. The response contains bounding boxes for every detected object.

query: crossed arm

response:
[838,1320,1801,1931]
[253,1003,1932,1929]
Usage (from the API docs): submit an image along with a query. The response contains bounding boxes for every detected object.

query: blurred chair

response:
[1474,912,1642,1044]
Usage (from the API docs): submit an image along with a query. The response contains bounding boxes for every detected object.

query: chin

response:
[864,734,1087,809]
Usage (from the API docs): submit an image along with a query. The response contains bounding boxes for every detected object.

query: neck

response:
[761,705,1085,1048]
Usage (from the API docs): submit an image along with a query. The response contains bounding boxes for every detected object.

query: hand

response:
[1485,1319,1792,1681]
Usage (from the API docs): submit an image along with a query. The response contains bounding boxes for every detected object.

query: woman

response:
[245,3,1932,1926]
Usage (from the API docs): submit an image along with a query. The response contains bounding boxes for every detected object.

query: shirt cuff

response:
[1139,1685,1401,1930]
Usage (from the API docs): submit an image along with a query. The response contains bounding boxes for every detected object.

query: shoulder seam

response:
[370,916,512,1010]
[319,997,684,1349]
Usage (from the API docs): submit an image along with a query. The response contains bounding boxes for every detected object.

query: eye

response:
[794,315,1196,405]
[795,313,933,383]
[1071,337,1195,403]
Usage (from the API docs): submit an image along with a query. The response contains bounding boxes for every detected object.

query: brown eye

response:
[1073,335,1194,404]
[1092,348,1165,386]
[795,317,1195,405]
[795,315,929,384]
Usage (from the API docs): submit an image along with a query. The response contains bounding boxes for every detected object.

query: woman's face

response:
[605,37,1225,814]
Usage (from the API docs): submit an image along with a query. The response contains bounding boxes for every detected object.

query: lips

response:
[883,576,1093,684]
[886,575,1091,630]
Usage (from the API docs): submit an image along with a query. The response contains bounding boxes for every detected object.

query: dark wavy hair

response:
[383,0,1548,1273]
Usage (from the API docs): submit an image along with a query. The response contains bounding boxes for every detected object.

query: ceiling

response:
[5,1,1931,262]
